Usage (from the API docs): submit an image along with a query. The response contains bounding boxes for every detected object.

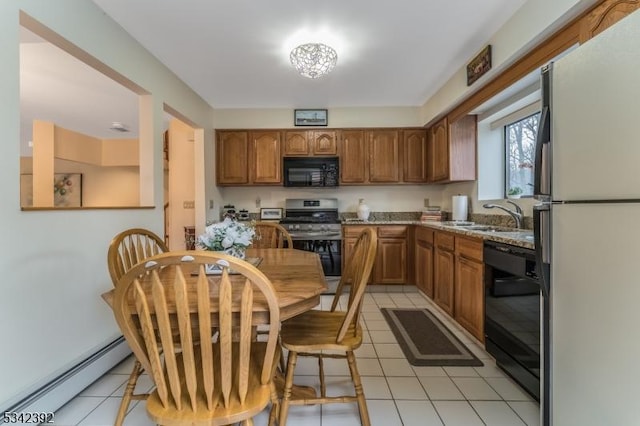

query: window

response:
[505,112,539,198]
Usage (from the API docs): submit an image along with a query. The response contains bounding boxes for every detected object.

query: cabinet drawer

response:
[435,231,455,251]
[415,226,434,244]
[377,226,407,238]
[343,225,373,238]
[456,235,483,261]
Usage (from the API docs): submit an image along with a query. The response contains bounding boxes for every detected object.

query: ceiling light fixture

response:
[109,121,130,132]
[289,43,338,79]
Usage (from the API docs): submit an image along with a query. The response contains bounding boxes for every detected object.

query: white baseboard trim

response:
[2,337,131,422]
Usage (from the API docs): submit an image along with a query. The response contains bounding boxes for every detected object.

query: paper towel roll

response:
[452,195,468,222]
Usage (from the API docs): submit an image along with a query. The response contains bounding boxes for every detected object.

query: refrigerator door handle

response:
[533,203,551,298]
[534,105,551,198]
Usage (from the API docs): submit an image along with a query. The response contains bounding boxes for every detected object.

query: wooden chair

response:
[278,228,378,426]
[251,222,293,249]
[112,251,281,426]
[107,228,168,426]
[107,228,169,285]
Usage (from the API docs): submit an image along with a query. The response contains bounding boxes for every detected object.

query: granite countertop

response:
[341,218,534,249]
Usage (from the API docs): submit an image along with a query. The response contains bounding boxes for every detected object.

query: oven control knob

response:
[307,224,313,230]
[295,225,300,230]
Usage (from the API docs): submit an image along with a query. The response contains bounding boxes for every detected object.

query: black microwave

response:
[283,157,339,187]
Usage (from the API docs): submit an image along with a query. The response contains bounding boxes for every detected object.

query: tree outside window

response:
[505,113,539,198]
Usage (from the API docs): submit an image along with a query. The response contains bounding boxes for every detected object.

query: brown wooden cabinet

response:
[415,226,434,297]
[283,130,337,156]
[403,129,428,182]
[343,225,408,285]
[216,131,249,184]
[339,130,368,183]
[375,226,407,284]
[368,130,400,183]
[433,231,455,315]
[454,235,484,341]
[428,115,477,183]
[217,130,281,185]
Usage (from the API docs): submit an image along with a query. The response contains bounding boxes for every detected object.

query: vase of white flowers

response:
[197,218,256,261]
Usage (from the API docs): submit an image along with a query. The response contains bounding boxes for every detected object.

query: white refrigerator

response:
[534,9,640,426]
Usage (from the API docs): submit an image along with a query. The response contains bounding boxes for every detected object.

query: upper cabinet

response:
[339,128,427,185]
[218,127,430,186]
[428,115,477,183]
[216,131,249,184]
[216,130,281,185]
[403,129,428,182]
[283,130,337,156]
[339,130,368,183]
[368,129,400,183]
[579,0,640,43]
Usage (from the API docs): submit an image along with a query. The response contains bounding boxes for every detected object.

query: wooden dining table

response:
[101,247,328,321]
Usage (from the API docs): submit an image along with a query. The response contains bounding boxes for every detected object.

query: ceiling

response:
[20,0,530,152]
[91,0,528,109]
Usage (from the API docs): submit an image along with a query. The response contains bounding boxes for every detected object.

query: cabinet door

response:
[454,256,484,341]
[283,131,309,156]
[448,115,477,182]
[429,118,449,182]
[217,131,249,184]
[368,130,400,182]
[340,130,368,183]
[403,129,428,182]
[250,131,281,184]
[433,247,455,315]
[415,239,434,297]
[375,238,407,284]
[312,130,337,155]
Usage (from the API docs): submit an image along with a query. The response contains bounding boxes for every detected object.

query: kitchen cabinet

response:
[343,225,408,285]
[428,115,477,183]
[454,235,484,341]
[433,231,455,315]
[216,131,249,184]
[403,129,428,182]
[579,0,640,43]
[375,226,408,284]
[250,131,281,183]
[415,226,434,297]
[339,130,368,183]
[283,130,337,156]
[216,130,281,185]
[368,130,400,183]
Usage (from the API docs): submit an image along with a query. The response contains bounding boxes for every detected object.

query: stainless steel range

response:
[280,198,342,276]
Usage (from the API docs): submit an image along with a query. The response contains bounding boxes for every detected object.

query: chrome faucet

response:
[482,200,524,229]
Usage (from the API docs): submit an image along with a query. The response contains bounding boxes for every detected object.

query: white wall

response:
[0,1,213,411]
[420,0,599,124]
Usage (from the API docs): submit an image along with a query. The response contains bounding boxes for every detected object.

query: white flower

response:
[196,218,255,254]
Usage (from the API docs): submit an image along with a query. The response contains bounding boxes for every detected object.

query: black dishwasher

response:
[484,241,543,401]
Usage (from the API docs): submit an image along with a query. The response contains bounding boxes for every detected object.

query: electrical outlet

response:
[183,201,195,209]
[256,197,261,208]
[209,199,214,209]
[424,198,430,207]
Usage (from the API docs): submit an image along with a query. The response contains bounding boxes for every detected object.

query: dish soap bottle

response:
[357,199,370,221]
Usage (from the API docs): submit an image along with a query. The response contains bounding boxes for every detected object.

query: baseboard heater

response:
[2,337,131,418]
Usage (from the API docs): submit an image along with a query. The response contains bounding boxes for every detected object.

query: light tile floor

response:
[54,289,540,425]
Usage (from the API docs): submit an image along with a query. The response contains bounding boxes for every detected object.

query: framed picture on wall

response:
[260,207,283,220]
[20,173,83,208]
[294,109,328,126]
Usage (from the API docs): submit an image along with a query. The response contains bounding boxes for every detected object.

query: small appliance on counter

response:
[221,204,236,220]
[237,209,250,221]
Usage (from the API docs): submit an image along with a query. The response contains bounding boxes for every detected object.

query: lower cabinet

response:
[424,228,485,341]
[454,235,484,341]
[415,227,434,297]
[433,231,455,315]
[343,225,408,285]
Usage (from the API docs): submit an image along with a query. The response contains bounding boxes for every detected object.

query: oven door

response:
[292,239,342,276]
